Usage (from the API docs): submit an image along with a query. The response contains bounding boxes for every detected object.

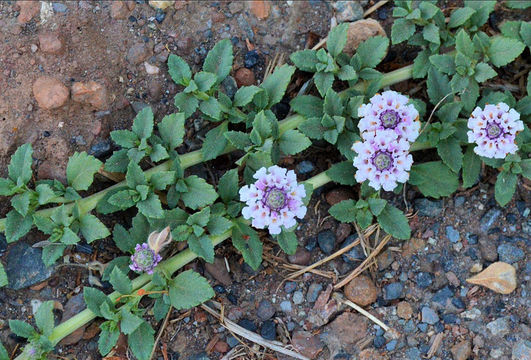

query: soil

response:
[0,1,530,360]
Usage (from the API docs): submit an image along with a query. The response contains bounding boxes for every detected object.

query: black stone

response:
[431,286,453,305]
[374,336,386,348]
[415,272,433,289]
[305,237,317,251]
[260,320,276,340]
[244,50,259,68]
[155,10,165,23]
[227,293,238,305]
[451,297,465,309]
[317,230,336,254]
[213,285,226,294]
[238,318,257,332]
[75,243,93,255]
[506,213,517,224]
[188,352,210,360]
[383,282,403,301]
[442,314,457,324]
[341,235,365,263]
[414,198,443,217]
[88,139,112,158]
[0,233,7,254]
[5,242,53,290]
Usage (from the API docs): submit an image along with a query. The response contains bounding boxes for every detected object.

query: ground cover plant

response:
[0,1,530,359]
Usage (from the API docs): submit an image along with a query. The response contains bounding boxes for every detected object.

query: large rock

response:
[344,275,379,306]
[71,81,108,109]
[292,331,324,359]
[451,340,472,360]
[33,77,69,110]
[38,32,65,55]
[110,1,135,19]
[18,1,40,24]
[6,242,54,290]
[126,43,153,65]
[343,19,387,57]
[321,312,368,354]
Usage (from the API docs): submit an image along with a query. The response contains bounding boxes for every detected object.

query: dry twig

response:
[333,293,390,332]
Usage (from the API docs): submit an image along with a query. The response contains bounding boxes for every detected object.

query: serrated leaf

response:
[474,62,497,83]
[206,216,233,236]
[150,143,169,163]
[111,130,138,149]
[132,107,154,139]
[488,36,525,67]
[377,204,410,240]
[181,175,218,210]
[521,21,531,47]
[448,7,476,28]
[412,50,430,79]
[98,323,120,356]
[327,23,349,58]
[429,54,455,75]
[34,214,57,235]
[112,224,136,253]
[104,149,129,173]
[108,189,138,210]
[128,321,155,360]
[11,192,31,217]
[224,131,252,150]
[423,22,440,45]
[84,287,114,317]
[232,219,262,270]
[203,39,233,84]
[35,301,54,336]
[368,198,387,216]
[120,309,143,335]
[409,161,459,198]
[137,193,164,219]
[158,113,185,149]
[36,183,57,205]
[0,178,15,196]
[126,161,146,189]
[109,267,132,295]
[314,71,334,97]
[278,130,311,155]
[66,152,102,191]
[437,137,463,172]
[194,71,217,92]
[234,85,262,107]
[9,320,35,339]
[42,244,66,266]
[8,143,33,184]
[199,96,222,120]
[218,168,239,203]
[5,210,32,243]
[427,67,452,106]
[169,270,215,309]
[455,29,474,59]
[202,122,229,161]
[495,171,517,206]
[289,95,323,118]
[355,36,389,68]
[0,263,7,288]
[168,54,192,85]
[188,235,215,262]
[276,231,298,255]
[290,50,319,72]
[462,145,481,188]
[324,88,344,116]
[80,213,110,243]
[391,18,415,44]
[329,200,357,223]
[326,161,356,186]
[174,92,199,118]
[299,117,323,140]
[260,65,295,108]
[0,341,9,360]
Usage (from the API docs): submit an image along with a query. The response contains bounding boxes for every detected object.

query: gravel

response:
[421,307,439,324]
[383,282,403,300]
[497,243,525,264]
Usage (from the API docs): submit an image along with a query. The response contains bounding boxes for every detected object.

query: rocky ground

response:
[0,1,530,360]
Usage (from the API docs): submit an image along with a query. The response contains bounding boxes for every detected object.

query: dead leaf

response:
[466,262,516,294]
[249,0,271,20]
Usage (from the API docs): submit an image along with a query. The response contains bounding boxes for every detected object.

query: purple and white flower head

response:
[352,129,413,191]
[130,243,162,274]
[467,103,524,159]
[358,90,420,143]
[239,165,307,235]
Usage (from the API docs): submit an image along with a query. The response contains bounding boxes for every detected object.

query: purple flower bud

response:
[130,243,162,274]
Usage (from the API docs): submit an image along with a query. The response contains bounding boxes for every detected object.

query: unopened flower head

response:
[467,103,524,159]
[239,165,307,235]
[147,226,172,254]
[130,243,162,274]
[358,90,420,143]
[352,129,413,191]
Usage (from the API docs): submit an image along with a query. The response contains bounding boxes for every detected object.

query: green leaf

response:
[112,225,136,253]
[188,235,215,262]
[337,64,358,81]
[429,54,456,75]
[9,320,35,339]
[437,137,463,172]
[61,227,80,245]
[225,131,252,150]
[520,159,531,180]
[495,171,517,206]
[0,263,7,288]
[194,71,217,92]
[104,149,129,173]
[461,79,479,112]
[108,189,138,210]
[329,200,357,223]
[462,145,481,188]
[84,287,114,317]
[8,143,33,184]
[150,171,175,191]
[168,54,192,85]
[356,208,373,229]
[206,216,233,236]
[98,322,120,356]
[203,39,233,84]
[327,161,356,186]
[278,130,311,155]
[174,92,199,118]
[80,213,110,243]
[109,267,132,295]
[299,117,324,140]
[412,50,430,79]
[0,341,8,360]
[448,7,476,28]
[126,161,146,189]
[234,85,262,107]
[276,231,298,255]
[324,88,344,116]
[169,270,215,310]
[488,36,525,67]
[199,96,222,120]
[36,183,57,205]
[377,204,410,240]
[0,178,15,196]
[327,23,349,58]
[202,122,228,161]
[409,161,459,198]
[506,0,531,8]
[5,210,32,243]
[232,219,262,270]
[391,18,415,44]
[290,50,319,72]
[260,65,295,108]
[66,152,102,191]
[120,309,144,335]
[423,22,440,44]
[181,175,218,210]
[427,67,452,105]
[128,322,155,360]
[368,198,387,216]
[35,301,54,336]
[42,244,66,266]
[11,192,31,217]
[289,95,323,118]
[132,106,154,139]
[218,168,239,203]
[355,36,389,68]
[436,101,462,123]
[314,71,334,97]
[110,130,138,148]
[150,143,169,163]
[474,62,497,83]
[159,113,185,149]
[521,21,531,47]
[102,256,130,282]
[137,193,164,219]
[455,29,474,59]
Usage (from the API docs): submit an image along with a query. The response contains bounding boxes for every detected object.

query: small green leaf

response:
[0,178,15,196]
[159,113,185,149]
[202,122,229,161]
[329,200,357,223]
[289,95,323,118]
[168,54,192,85]
[150,171,175,191]
[108,189,138,210]
[521,21,531,47]
[326,161,356,186]
[423,22,440,45]
[174,92,199,118]
[437,137,463,172]
[260,65,295,108]
[495,171,517,206]
[111,130,138,149]
[314,71,334,97]
[42,244,66,266]
[327,23,349,58]
[455,29,475,59]
[120,309,144,335]
[132,107,154,139]
[323,88,344,116]
[276,231,298,255]
[474,63,497,83]
[448,7,476,28]
[9,320,35,339]
[194,71,218,92]
[61,227,80,245]
[8,143,33,184]
[36,183,57,205]
[278,130,311,155]
[391,18,415,44]
[462,145,481,188]
[206,216,233,236]
[84,287,114,317]
[137,193,164,219]
[232,219,262,270]
[80,213,110,243]
[128,322,155,360]
[104,149,129,173]
[218,168,239,203]
[181,175,218,210]
[126,161,146,189]
[377,204,411,240]
[234,85,262,107]
[0,263,7,288]
[203,39,233,84]
[66,152,102,191]
[98,322,120,356]
[368,198,387,216]
[488,36,525,67]
[427,67,452,106]
[0,340,8,360]
[199,96,222,120]
[112,225,136,253]
[299,117,324,140]
[224,131,252,150]
[5,210,32,243]
[429,54,456,75]
[169,270,215,310]
[188,235,215,262]
[355,36,389,68]
[409,161,459,198]
[11,192,31,217]
[110,267,132,295]
[412,50,430,79]
[521,159,531,180]
[290,50,319,72]
[35,301,54,336]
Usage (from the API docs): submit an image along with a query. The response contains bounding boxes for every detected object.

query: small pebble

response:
[317,230,336,254]
[280,300,292,312]
[445,226,460,243]
[284,282,297,294]
[292,290,304,305]
[244,50,259,68]
[260,320,276,340]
